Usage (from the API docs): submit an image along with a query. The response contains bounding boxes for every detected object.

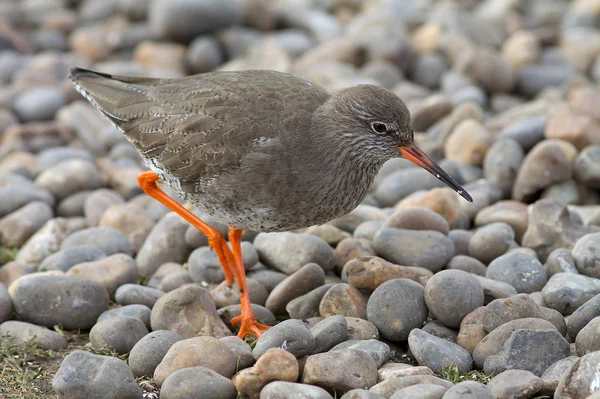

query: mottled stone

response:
[302,349,378,395]
[150,284,232,338]
[154,336,237,386]
[53,351,142,399]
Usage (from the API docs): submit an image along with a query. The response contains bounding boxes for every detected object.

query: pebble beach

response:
[1,0,600,398]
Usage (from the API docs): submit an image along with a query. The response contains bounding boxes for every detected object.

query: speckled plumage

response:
[69,68,419,231]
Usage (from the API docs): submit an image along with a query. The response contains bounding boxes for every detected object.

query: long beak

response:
[398,144,473,202]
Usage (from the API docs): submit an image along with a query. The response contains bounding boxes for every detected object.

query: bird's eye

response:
[371,122,387,134]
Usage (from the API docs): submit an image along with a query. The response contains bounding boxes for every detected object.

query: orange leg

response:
[227,226,271,338]
[138,171,234,286]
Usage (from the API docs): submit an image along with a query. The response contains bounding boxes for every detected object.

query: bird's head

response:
[317,84,473,202]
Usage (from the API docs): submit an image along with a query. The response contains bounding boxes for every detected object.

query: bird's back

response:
[70,68,330,189]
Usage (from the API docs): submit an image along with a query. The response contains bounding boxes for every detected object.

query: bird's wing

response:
[69,68,330,189]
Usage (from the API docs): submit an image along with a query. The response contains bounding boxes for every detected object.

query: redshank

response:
[69,67,472,338]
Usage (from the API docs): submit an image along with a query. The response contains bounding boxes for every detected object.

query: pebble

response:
[487,370,544,399]
[114,283,164,308]
[127,330,183,378]
[574,145,600,189]
[35,159,101,202]
[310,315,348,354]
[150,284,232,338]
[575,316,600,355]
[353,221,384,241]
[56,191,91,217]
[486,253,547,294]
[384,206,449,234]
[344,256,432,292]
[14,218,70,265]
[442,381,493,399]
[484,294,550,333]
[233,348,297,398]
[0,320,68,350]
[136,213,191,278]
[254,232,336,274]
[97,304,152,330]
[247,269,288,292]
[475,275,519,302]
[345,317,380,340]
[12,86,66,122]
[53,350,142,399]
[567,293,600,340]
[484,328,570,376]
[373,228,454,272]
[149,0,241,41]
[544,248,579,277]
[186,36,224,74]
[365,278,427,342]
[38,245,106,272]
[374,168,450,209]
[444,119,493,166]
[260,381,333,399]
[331,339,390,368]
[305,224,351,246]
[211,278,268,308]
[572,232,600,278]
[522,199,599,262]
[448,230,473,256]
[220,336,254,370]
[9,274,109,330]
[0,201,53,246]
[497,116,546,151]
[541,273,600,315]
[555,351,600,399]
[265,263,325,315]
[90,316,149,354]
[468,222,515,264]
[424,269,484,329]
[456,306,486,354]
[454,47,515,93]
[546,104,600,151]
[154,336,236,386]
[0,283,12,324]
[253,319,315,359]
[370,375,453,398]
[390,384,447,399]
[446,255,487,276]
[334,238,376,274]
[61,226,131,256]
[285,284,333,319]
[377,363,434,381]
[158,271,193,292]
[83,189,124,227]
[302,349,378,395]
[513,140,578,202]
[541,356,578,392]
[160,366,236,399]
[408,329,472,375]
[474,201,529,243]
[66,253,136,298]
[320,283,368,319]
[472,318,557,369]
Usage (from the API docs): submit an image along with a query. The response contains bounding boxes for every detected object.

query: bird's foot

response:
[231,314,271,338]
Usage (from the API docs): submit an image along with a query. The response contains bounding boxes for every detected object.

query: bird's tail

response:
[68,67,157,128]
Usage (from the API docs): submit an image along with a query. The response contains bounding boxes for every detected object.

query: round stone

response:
[424,270,484,329]
[366,278,428,341]
[572,232,600,278]
[469,223,515,264]
[128,330,184,378]
[90,316,149,354]
[487,253,547,294]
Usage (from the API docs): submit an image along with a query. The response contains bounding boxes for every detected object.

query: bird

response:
[69,67,472,338]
